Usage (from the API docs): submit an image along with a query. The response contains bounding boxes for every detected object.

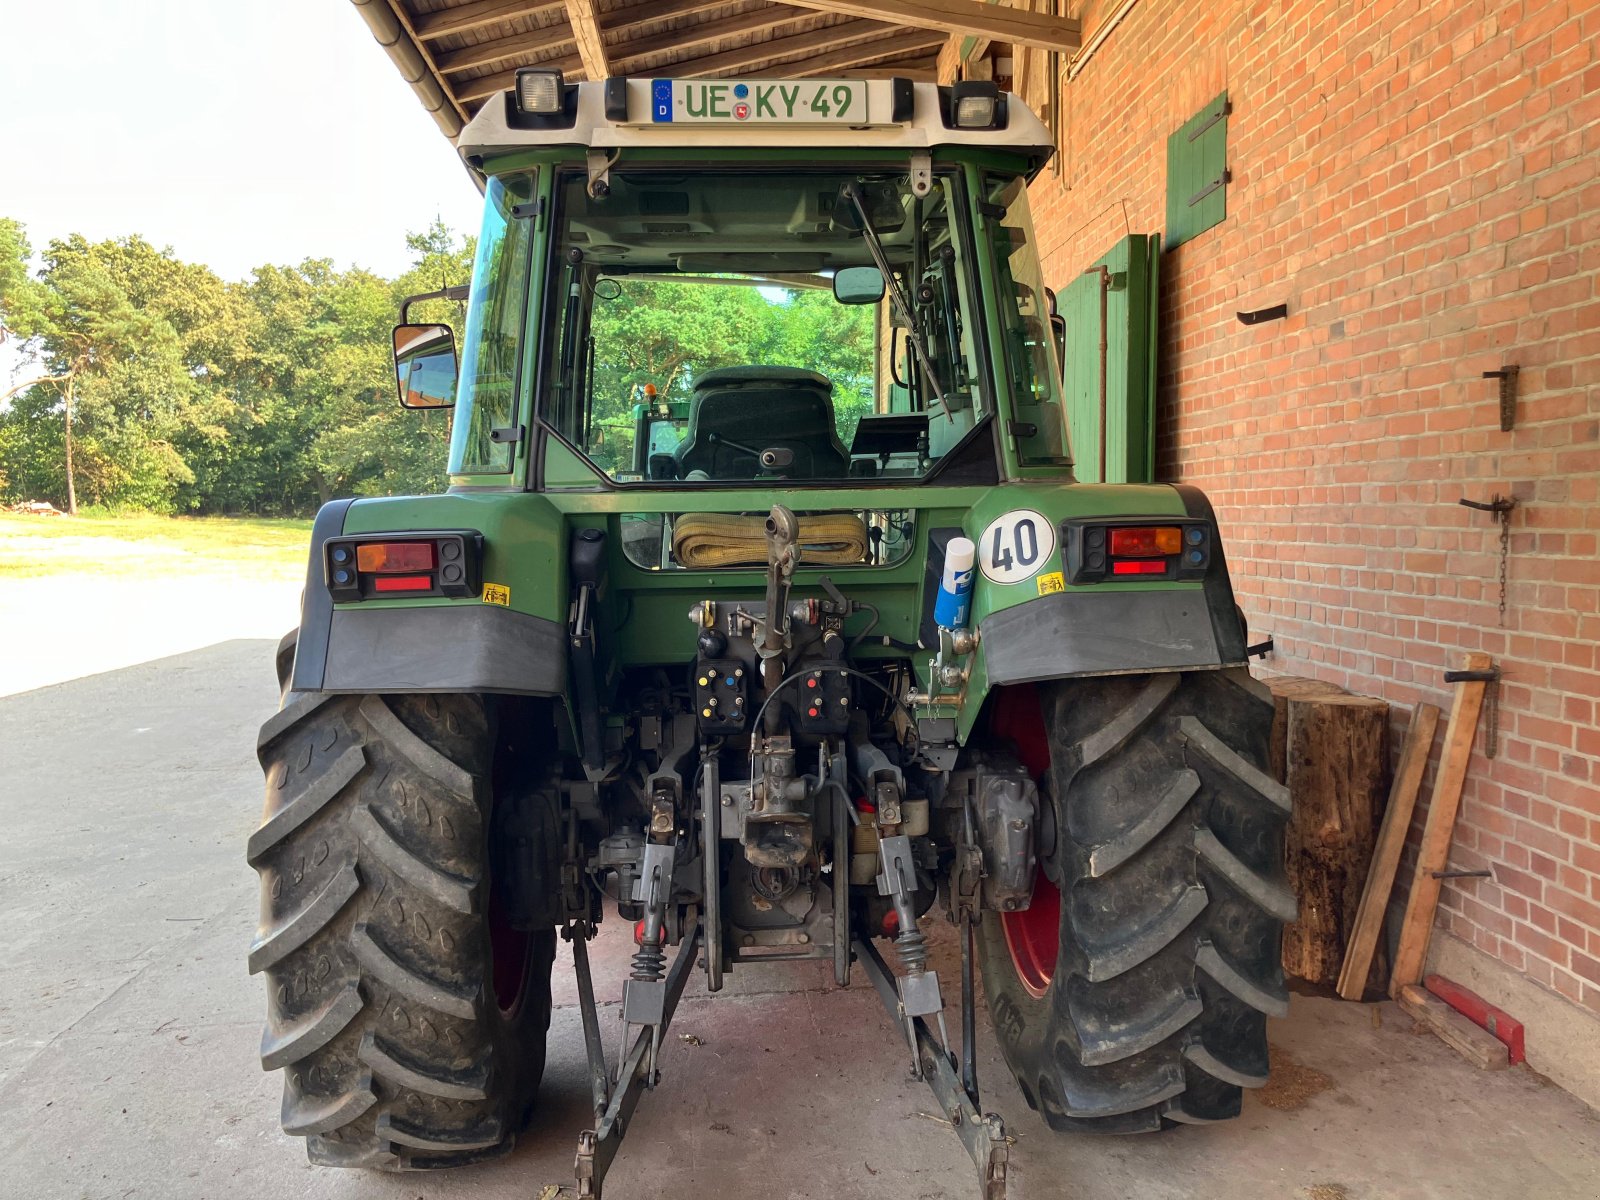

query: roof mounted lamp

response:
[515,68,565,115]
[949,81,1005,130]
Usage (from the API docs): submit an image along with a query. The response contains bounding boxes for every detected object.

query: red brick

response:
[1034,0,1600,998]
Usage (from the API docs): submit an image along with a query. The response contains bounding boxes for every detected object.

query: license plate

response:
[652,79,870,124]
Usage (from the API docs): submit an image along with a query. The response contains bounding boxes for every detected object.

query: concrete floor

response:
[2,640,1597,1200]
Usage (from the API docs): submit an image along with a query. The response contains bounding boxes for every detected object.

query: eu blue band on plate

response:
[652,80,672,123]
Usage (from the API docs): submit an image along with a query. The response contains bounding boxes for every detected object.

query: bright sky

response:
[0,0,484,282]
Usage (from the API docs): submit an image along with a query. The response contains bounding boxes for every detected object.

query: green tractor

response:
[250,72,1292,1198]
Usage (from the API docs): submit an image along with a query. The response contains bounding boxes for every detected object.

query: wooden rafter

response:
[781,0,1081,52]
[457,51,585,102]
[612,0,732,32]
[437,29,574,75]
[936,34,963,84]
[438,0,743,77]
[611,7,810,71]
[414,0,563,42]
[567,0,610,81]
[673,24,939,79]
[804,52,940,79]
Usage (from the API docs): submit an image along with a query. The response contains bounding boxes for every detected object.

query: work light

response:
[951,81,1000,128]
[515,68,564,114]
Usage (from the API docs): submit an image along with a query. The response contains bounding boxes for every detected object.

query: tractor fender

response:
[975,484,1250,687]
[287,498,567,696]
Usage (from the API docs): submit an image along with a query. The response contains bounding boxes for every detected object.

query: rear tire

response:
[978,669,1293,1132]
[249,689,555,1168]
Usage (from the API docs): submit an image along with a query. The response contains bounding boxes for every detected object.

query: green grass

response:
[0,511,313,580]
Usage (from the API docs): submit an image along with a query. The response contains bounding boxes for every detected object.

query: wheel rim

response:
[1001,875,1061,998]
[488,888,533,1017]
[991,683,1060,998]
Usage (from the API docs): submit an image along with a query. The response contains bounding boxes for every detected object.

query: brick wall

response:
[1028,0,1600,1012]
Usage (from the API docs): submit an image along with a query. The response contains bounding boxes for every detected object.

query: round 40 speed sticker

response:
[977,509,1056,585]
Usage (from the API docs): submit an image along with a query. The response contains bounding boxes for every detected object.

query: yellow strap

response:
[672,512,869,568]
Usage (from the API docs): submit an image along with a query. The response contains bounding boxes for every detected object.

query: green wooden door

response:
[1059,233,1160,483]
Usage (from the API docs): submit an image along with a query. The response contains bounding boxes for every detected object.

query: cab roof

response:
[457,78,1054,175]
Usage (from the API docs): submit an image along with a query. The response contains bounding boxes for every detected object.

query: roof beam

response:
[672,23,938,79]
[414,0,564,42]
[612,0,731,34]
[456,51,586,102]
[836,59,939,80]
[436,29,575,75]
[567,0,611,81]
[438,0,740,77]
[936,34,962,83]
[611,6,809,71]
[781,0,1081,52]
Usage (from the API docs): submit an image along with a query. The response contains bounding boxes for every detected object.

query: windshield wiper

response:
[844,181,955,423]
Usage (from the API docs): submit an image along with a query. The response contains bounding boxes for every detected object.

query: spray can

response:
[933,537,976,628]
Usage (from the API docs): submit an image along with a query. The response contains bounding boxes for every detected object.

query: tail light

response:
[324,532,482,602]
[1062,519,1213,584]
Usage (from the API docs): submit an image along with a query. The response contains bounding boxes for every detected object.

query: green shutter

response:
[1060,234,1159,483]
[1165,92,1230,250]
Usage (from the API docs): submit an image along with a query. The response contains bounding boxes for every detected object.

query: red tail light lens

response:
[1108,526,1182,557]
[372,574,434,592]
[1112,560,1169,576]
[356,541,436,573]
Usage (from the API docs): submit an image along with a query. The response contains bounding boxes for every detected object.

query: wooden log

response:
[1281,693,1390,987]
[1390,653,1493,996]
[1336,702,1441,1000]
[1397,984,1510,1070]
[1265,675,1348,783]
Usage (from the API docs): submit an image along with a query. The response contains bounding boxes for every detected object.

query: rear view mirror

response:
[393,323,457,409]
[833,266,885,305]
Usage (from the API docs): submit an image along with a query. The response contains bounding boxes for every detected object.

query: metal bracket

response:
[1458,496,1516,516]
[1187,99,1232,142]
[856,937,1009,1200]
[1484,365,1518,431]
[586,148,616,199]
[1187,169,1231,207]
[573,923,703,1200]
[909,151,932,197]
[1237,303,1288,325]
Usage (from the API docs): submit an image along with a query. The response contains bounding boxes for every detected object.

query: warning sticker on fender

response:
[482,583,511,607]
[1036,571,1065,596]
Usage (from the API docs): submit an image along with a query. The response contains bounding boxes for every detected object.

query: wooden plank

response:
[437,29,574,75]
[663,22,916,79]
[456,52,585,102]
[1389,654,1493,996]
[936,34,964,84]
[783,0,1082,52]
[1398,984,1510,1070]
[1425,973,1526,1063]
[567,0,611,81]
[1336,702,1441,1000]
[415,0,564,42]
[775,30,947,77]
[1282,693,1390,987]
[832,58,939,80]
[611,7,810,70]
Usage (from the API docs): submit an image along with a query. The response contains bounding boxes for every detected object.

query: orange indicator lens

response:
[1108,526,1182,557]
[356,541,435,573]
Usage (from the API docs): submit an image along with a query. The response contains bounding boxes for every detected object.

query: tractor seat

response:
[674,367,849,480]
